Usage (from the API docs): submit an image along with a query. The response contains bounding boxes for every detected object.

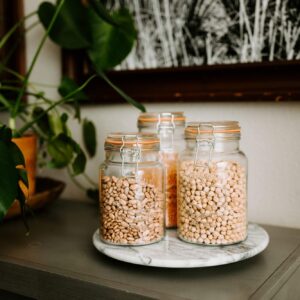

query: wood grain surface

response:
[0,200,299,299]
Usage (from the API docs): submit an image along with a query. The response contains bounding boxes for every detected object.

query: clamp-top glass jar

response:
[177,121,247,245]
[99,133,164,245]
[138,112,185,228]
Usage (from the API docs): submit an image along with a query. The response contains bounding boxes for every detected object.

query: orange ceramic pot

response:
[12,134,37,196]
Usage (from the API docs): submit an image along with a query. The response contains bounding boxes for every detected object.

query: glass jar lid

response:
[105,132,160,151]
[138,112,186,129]
[185,121,241,140]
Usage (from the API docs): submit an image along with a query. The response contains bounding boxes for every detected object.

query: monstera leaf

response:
[87,8,137,70]
[0,126,28,221]
[38,0,91,49]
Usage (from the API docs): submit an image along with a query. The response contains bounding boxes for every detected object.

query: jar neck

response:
[186,138,240,153]
[139,126,184,150]
[105,150,159,163]
[139,125,184,136]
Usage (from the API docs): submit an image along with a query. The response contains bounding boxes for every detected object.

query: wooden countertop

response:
[0,199,299,300]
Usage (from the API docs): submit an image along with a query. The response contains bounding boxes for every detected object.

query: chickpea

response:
[178,160,247,245]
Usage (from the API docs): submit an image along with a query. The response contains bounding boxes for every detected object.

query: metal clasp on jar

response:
[157,113,175,150]
[120,135,141,177]
[194,123,215,167]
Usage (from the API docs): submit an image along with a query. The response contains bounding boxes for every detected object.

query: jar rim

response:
[138,112,186,128]
[185,121,241,140]
[105,132,160,150]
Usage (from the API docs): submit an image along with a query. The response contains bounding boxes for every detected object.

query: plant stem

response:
[0,94,12,111]
[0,64,25,81]
[29,81,59,88]
[0,11,37,49]
[17,75,96,135]
[97,70,146,112]
[0,85,52,103]
[12,0,65,119]
[9,118,16,131]
[25,20,40,32]
[1,21,40,69]
[83,173,98,188]
[67,166,86,191]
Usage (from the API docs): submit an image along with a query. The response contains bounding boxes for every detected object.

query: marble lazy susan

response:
[93,223,269,268]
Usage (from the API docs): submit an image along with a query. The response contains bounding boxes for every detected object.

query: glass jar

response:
[177,122,247,245]
[138,112,185,228]
[99,133,165,245]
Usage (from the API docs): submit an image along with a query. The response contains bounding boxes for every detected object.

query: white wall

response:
[4,0,300,228]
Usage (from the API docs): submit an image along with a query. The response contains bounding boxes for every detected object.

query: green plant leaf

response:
[62,134,81,154]
[73,101,81,121]
[18,169,29,188]
[89,0,119,26]
[49,114,64,136]
[72,151,86,176]
[60,113,68,123]
[0,125,12,142]
[58,76,88,120]
[87,8,137,70]
[0,140,19,220]
[47,134,73,168]
[9,141,25,167]
[83,119,97,158]
[38,0,91,49]
[60,112,69,135]
[32,107,52,136]
[58,76,88,101]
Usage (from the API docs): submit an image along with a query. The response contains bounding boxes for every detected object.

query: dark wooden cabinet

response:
[0,200,299,300]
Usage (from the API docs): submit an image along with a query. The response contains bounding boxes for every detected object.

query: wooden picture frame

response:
[0,0,26,79]
[62,51,300,103]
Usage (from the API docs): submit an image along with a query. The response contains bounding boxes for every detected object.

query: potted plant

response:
[0,0,145,228]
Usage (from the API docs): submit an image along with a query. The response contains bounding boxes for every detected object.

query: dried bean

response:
[100,176,164,245]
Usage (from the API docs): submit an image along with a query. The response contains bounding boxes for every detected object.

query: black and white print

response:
[107,0,300,70]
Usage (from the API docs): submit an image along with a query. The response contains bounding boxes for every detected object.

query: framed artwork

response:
[62,0,300,103]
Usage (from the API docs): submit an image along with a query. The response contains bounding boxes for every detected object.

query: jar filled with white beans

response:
[177,122,248,245]
[99,133,165,246]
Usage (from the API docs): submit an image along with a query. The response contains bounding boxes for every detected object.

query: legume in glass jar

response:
[178,122,247,245]
[99,133,165,245]
[138,112,185,228]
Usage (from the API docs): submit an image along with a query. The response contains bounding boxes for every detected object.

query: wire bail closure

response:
[120,135,141,177]
[157,113,175,150]
[194,123,215,167]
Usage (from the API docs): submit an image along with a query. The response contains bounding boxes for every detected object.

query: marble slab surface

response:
[93,224,269,268]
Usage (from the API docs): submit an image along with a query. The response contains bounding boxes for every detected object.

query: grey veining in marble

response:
[93,224,269,268]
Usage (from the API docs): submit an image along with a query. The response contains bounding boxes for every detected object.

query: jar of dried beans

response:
[138,112,185,228]
[178,122,247,245]
[99,133,165,245]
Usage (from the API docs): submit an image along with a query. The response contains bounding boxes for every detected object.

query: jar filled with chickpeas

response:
[178,122,247,245]
[99,133,165,245]
[138,112,186,228]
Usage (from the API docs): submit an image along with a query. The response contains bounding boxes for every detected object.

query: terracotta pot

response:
[12,134,37,196]
[5,177,65,220]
